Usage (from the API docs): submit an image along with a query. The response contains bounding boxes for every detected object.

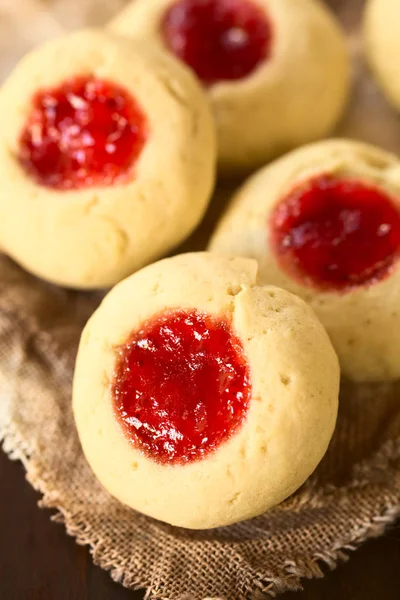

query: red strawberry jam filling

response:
[112,309,251,465]
[18,76,148,190]
[161,0,273,85]
[270,175,400,291]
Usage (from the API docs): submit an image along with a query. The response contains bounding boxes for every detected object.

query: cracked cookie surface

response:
[73,252,339,529]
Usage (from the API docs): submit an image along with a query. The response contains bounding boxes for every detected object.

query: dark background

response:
[1,451,400,599]
[2,1,400,599]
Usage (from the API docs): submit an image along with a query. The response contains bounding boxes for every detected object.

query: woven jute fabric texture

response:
[1,1,400,598]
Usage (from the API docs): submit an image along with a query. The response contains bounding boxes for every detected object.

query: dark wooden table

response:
[1,451,400,600]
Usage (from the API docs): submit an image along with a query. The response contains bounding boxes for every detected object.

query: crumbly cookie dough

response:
[110,0,350,173]
[73,252,339,529]
[364,0,400,112]
[0,29,216,289]
[209,139,400,382]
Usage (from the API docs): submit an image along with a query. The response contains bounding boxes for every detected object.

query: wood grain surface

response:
[1,450,400,600]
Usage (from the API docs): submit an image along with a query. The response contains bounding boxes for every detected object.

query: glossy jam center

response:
[112,310,251,465]
[270,175,400,291]
[162,0,272,85]
[18,76,148,190]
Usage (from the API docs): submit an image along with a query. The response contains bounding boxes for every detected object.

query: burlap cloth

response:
[1,0,400,598]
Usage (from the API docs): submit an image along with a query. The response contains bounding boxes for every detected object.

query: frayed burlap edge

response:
[2,413,400,599]
[3,1,400,598]
[3,277,400,600]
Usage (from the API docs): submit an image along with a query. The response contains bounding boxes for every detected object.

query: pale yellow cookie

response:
[110,0,350,173]
[209,139,400,382]
[0,29,216,289]
[73,252,339,529]
[364,0,400,112]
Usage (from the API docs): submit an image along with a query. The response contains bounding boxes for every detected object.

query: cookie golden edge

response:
[109,0,350,173]
[73,252,339,529]
[209,138,400,382]
[364,0,400,113]
[0,29,216,289]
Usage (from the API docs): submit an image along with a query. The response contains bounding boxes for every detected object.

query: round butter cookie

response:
[209,139,400,382]
[364,0,400,112]
[0,29,216,289]
[110,0,350,173]
[73,252,339,529]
